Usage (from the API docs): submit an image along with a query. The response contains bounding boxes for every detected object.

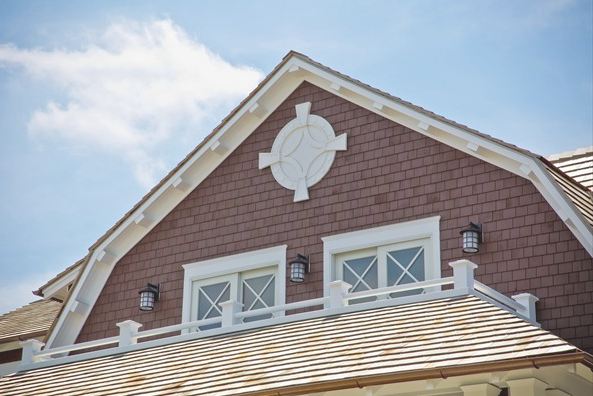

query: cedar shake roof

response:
[1,295,588,396]
[548,146,593,191]
[0,300,62,343]
[544,161,593,226]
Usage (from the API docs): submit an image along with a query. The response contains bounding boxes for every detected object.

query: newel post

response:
[328,280,351,309]
[512,293,539,323]
[116,320,142,347]
[449,259,478,291]
[20,339,45,365]
[220,300,242,327]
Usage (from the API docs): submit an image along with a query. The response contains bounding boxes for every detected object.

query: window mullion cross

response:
[200,282,230,319]
[243,275,275,311]
[388,248,424,286]
[344,257,376,291]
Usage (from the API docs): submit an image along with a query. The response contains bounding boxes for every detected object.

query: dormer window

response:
[182,246,287,328]
[323,217,441,301]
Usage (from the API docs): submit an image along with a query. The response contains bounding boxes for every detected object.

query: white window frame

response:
[322,216,441,298]
[182,245,287,324]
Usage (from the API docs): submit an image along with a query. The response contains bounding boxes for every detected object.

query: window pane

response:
[343,255,377,304]
[343,256,378,292]
[242,274,275,323]
[387,246,425,298]
[196,281,230,330]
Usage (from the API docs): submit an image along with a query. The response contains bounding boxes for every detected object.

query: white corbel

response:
[70,299,90,316]
[249,102,268,119]
[172,176,191,192]
[96,249,116,266]
[134,213,155,229]
[417,121,431,131]
[372,102,384,111]
[519,164,533,177]
[210,140,230,155]
[329,82,341,92]
[466,142,480,152]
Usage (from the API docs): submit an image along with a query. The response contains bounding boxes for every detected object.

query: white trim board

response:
[45,52,593,350]
[40,267,80,300]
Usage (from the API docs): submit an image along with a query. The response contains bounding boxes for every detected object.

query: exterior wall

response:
[0,348,20,365]
[76,82,593,353]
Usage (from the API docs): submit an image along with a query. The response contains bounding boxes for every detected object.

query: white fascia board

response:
[45,59,303,349]
[40,267,80,300]
[528,159,593,255]
[46,54,593,349]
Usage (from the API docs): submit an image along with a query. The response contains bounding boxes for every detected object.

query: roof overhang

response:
[44,51,593,350]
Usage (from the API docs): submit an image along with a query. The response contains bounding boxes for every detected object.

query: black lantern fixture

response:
[460,222,483,253]
[139,283,160,311]
[289,254,310,283]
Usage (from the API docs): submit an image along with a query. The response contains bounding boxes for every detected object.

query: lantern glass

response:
[139,290,155,311]
[462,230,480,253]
[138,283,159,311]
[290,262,306,283]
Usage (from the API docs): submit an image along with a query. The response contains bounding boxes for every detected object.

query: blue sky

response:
[0,0,591,312]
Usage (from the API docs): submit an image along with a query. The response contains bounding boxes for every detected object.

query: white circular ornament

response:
[259,102,347,202]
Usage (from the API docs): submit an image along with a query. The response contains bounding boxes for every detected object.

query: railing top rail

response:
[24,260,538,370]
[36,336,119,358]
[474,281,524,312]
[346,277,454,300]
[137,317,222,339]
[235,297,328,319]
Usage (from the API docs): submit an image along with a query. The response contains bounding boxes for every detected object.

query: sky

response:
[0,0,591,313]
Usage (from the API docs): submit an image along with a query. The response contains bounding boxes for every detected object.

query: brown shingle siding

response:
[77,82,593,353]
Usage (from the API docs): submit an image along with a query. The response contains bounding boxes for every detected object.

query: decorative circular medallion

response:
[259,102,347,202]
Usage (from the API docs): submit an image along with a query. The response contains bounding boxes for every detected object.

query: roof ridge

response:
[548,146,593,162]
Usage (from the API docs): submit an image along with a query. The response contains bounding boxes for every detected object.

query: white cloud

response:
[0,19,264,187]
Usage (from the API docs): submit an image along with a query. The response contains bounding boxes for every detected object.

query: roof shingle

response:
[0,295,584,396]
[0,300,62,343]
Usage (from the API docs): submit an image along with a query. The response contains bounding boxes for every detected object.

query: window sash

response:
[335,238,434,295]
[191,267,277,324]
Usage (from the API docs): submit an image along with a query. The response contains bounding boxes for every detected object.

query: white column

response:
[328,280,351,308]
[460,383,501,396]
[506,378,549,396]
[116,320,142,347]
[20,339,45,365]
[512,293,539,323]
[449,259,478,290]
[220,300,243,327]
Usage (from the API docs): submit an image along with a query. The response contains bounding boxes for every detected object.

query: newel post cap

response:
[512,293,539,323]
[449,259,478,291]
[116,320,143,347]
[20,339,45,365]
[328,280,352,309]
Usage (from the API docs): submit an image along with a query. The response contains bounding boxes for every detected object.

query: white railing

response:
[20,259,539,367]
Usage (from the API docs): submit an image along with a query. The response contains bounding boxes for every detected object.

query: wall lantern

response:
[460,222,483,253]
[289,254,310,283]
[139,283,160,311]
